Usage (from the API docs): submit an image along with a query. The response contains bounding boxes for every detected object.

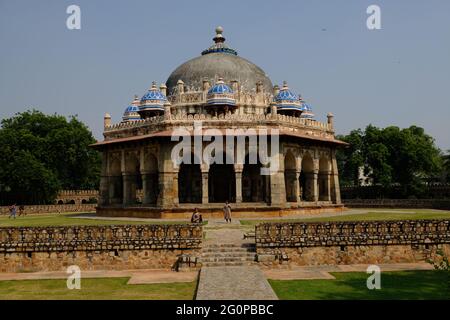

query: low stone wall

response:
[0,204,96,215]
[0,224,202,272]
[255,220,450,266]
[343,199,450,210]
[96,203,345,219]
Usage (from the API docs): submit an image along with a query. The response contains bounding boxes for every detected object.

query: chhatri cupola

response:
[122,95,141,122]
[205,77,237,116]
[138,81,168,118]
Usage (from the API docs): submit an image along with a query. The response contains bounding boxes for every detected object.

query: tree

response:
[337,124,442,197]
[443,150,450,183]
[336,129,364,185]
[0,110,101,204]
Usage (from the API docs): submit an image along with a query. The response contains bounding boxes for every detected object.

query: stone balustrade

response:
[0,204,96,215]
[104,113,333,136]
[255,220,450,248]
[0,224,203,253]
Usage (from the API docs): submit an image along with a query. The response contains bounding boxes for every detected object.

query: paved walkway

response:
[196,219,278,300]
[196,266,278,300]
[262,263,434,280]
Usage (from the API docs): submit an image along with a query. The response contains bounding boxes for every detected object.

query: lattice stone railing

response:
[104,113,332,133]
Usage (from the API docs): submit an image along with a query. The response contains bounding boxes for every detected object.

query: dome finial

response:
[213,26,225,43]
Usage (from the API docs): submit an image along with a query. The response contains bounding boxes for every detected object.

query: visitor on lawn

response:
[191,208,202,224]
[9,204,17,219]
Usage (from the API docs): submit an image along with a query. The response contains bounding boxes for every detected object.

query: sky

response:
[1,0,449,149]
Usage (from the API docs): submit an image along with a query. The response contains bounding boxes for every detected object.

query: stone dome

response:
[166,27,273,95]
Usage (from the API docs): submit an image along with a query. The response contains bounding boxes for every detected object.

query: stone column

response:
[202,170,209,204]
[325,171,332,201]
[330,150,342,204]
[312,169,319,202]
[295,171,301,203]
[157,172,177,208]
[99,175,109,205]
[269,153,285,206]
[122,174,135,205]
[270,171,286,206]
[142,172,157,205]
[99,152,109,205]
[235,165,243,203]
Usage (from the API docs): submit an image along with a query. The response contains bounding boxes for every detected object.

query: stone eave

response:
[90,129,348,149]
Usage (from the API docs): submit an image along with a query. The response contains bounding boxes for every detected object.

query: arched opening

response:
[81,199,87,204]
[300,153,315,202]
[178,154,202,203]
[57,200,64,205]
[319,157,331,201]
[209,161,235,203]
[142,153,159,205]
[242,154,267,202]
[109,157,123,204]
[68,200,75,204]
[284,151,297,202]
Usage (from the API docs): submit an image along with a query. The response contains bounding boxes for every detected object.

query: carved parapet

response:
[103,111,335,141]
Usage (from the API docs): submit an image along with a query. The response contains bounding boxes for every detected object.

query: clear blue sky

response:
[1,0,449,149]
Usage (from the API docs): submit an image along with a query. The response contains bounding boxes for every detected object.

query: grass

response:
[269,270,450,300]
[0,212,191,227]
[0,277,197,300]
[240,209,450,226]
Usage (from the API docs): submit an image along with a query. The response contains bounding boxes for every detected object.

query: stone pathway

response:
[262,263,434,280]
[196,219,278,300]
[196,266,278,300]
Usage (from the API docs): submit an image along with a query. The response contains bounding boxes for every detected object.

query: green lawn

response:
[269,270,450,300]
[0,277,196,300]
[240,209,450,226]
[0,213,190,227]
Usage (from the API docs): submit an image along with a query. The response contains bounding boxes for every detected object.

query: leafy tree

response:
[337,124,442,197]
[336,129,364,185]
[443,150,450,183]
[0,110,100,204]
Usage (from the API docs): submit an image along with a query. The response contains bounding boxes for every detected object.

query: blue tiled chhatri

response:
[206,78,236,106]
[274,81,303,112]
[139,81,167,112]
[122,96,142,122]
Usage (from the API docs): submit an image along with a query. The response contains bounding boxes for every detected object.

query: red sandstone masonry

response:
[0,224,202,272]
[0,204,96,215]
[255,220,450,266]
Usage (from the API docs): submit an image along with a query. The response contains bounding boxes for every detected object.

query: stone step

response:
[202,247,256,253]
[201,252,256,259]
[204,243,255,248]
[202,261,256,267]
[201,256,256,263]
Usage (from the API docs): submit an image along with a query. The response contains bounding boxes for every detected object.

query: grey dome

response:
[166,27,273,95]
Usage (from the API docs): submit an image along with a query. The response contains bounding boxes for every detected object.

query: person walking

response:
[9,204,16,219]
[18,205,25,216]
[223,201,232,223]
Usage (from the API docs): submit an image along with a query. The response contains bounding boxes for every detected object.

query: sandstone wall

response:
[343,199,450,210]
[0,204,96,215]
[0,224,202,272]
[255,220,450,266]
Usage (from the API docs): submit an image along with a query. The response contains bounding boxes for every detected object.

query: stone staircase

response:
[201,243,256,267]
